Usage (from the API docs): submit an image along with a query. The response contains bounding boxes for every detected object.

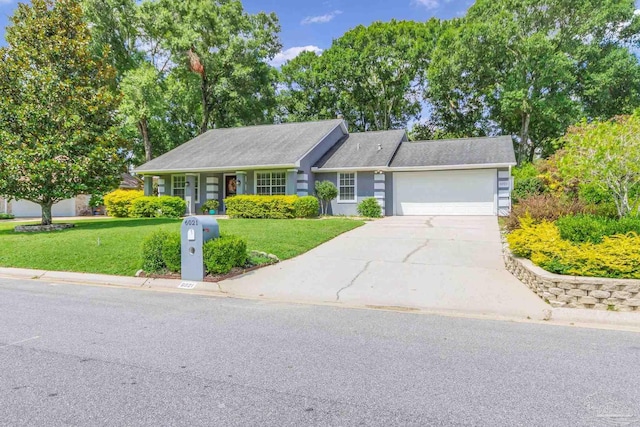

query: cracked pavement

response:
[219,216,550,320]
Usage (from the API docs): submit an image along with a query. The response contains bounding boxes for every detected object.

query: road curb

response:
[0,266,639,333]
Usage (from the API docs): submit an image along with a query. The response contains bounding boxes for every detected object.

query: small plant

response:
[357,197,382,218]
[203,234,248,274]
[161,232,182,273]
[88,194,104,209]
[293,196,319,218]
[141,230,172,273]
[200,199,219,214]
[0,213,15,220]
[315,180,338,215]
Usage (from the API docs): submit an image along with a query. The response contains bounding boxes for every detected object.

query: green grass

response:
[0,217,363,276]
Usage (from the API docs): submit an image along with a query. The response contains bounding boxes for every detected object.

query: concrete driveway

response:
[220,216,550,320]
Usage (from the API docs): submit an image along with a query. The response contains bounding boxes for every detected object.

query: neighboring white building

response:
[0,196,90,218]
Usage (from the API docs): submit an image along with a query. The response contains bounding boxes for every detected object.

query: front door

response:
[223,175,237,212]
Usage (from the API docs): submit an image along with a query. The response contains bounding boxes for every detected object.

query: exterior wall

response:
[384,173,394,217]
[315,171,375,216]
[0,196,8,214]
[157,175,170,196]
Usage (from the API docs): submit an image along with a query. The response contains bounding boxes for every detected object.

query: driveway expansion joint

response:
[336,261,372,302]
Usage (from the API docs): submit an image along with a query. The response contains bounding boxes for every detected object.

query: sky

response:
[0,0,474,63]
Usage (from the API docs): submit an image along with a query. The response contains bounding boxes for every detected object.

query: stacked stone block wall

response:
[504,253,640,312]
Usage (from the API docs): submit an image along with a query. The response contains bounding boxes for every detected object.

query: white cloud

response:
[411,0,439,9]
[301,10,342,25]
[270,45,323,67]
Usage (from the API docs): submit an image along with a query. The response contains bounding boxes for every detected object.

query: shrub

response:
[156,196,186,218]
[556,214,640,244]
[161,232,182,273]
[507,218,640,279]
[505,194,591,231]
[357,197,382,218]
[200,199,219,214]
[130,196,160,218]
[315,180,338,215]
[0,213,15,220]
[512,177,545,203]
[88,194,104,208]
[293,196,319,218]
[203,234,248,274]
[141,230,172,272]
[129,196,186,218]
[224,195,297,219]
[104,189,143,217]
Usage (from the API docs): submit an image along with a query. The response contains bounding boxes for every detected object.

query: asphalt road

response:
[0,279,639,427]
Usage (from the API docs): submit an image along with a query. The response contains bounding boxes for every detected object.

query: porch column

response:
[296,171,309,197]
[235,171,247,195]
[286,169,298,195]
[185,173,197,216]
[374,172,386,217]
[143,176,153,196]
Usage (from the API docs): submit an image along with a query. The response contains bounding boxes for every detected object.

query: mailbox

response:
[181,216,220,281]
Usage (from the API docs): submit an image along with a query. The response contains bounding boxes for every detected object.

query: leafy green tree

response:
[151,0,282,134]
[119,63,167,162]
[427,0,640,163]
[279,20,442,132]
[559,114,640,218]
[0,0,124,225]
[315,181,338,216]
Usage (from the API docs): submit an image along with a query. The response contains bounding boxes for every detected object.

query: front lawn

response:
[0,218,364,276]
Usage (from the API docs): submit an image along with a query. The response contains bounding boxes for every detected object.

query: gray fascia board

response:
[312,162,516,173]
[134,164,297,175]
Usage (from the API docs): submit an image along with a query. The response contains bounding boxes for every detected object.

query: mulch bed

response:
[140,259,279,283]
[14,223,75,233]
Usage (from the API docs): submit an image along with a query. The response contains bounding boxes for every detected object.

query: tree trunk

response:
[519,112,531,165]
[41,201,53,226]
[199,73,210,134]
[138,119,152,162]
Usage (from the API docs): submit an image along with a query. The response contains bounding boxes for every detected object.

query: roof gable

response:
[135,119,346,173]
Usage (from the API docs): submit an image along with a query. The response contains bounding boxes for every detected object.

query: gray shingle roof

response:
[389,136,516,168]
[314,129,406,169]
[135,119,345,173]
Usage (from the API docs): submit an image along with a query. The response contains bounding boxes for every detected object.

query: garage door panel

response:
[394,170,496,216]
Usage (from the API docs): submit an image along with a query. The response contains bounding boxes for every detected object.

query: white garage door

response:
[11,199,76,217]
[394,169,496,216]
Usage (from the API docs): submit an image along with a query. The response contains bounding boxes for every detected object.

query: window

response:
[172,175,199,202]
[338,172,356,202]
[172,175,185,199]
[256,171,287,195]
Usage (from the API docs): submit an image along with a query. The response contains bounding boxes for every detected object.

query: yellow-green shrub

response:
[224,195,298,219]
[103,189,143,217]
[507,217,640,279]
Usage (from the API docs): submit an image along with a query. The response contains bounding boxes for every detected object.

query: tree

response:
[119,63,167,162]
[427,0,640,163]
[559,114,640,218]
[279,20,442,132]
[315,181,338,216]
[152,0,281,134]
[0,0,124,225]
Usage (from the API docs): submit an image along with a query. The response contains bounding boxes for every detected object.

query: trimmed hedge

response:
[141,230,174,273]
[507,217,640,279]
[556,214,640,244]
[293,196,319,218]
[224,195,298,219]
[104,189,144,217]
[357,197,382,218]
[203,234,248,274]
[126,195,186,218]
[141,230,248,275]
